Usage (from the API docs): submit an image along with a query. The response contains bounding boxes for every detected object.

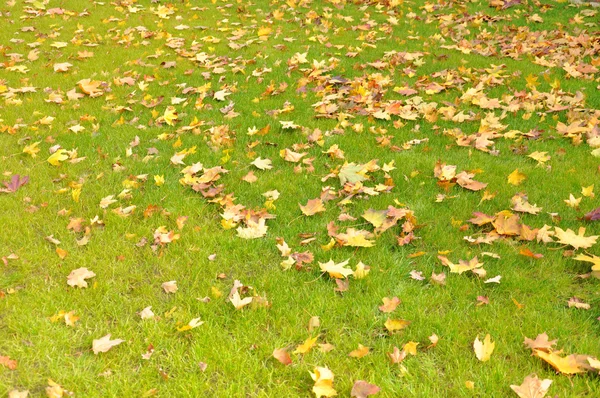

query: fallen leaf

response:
[473,334,495,362]
[67,268,96,288]
[510,374,552,398]
[351,380,380,398]
[92,334,125,354]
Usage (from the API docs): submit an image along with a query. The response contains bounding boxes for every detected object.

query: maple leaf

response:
[402,341,419,355]
[294,335,319,354]
[388,346,407,364]
[339,162,367,185]
[161,280,178,293]
[523,333,557,352]
[573,253,600,272]
[351,380,380,398]
[22,141,41,157]
[47,149,69,166]
[528,151,550,164]
[584,207,600,221]
[510,374,552,398]
[378,297,401,313]
[177,317,204,332]
[348,344,370,358]
[0,175,29,193]
[251,157,273,170]
[384,318,410,332]
[300,198,326,216]
[319,259,353,278]
[236,219,268,239]
[0,355,17,370]
[8,390,28,398]
[456,171,487,191]
[67,268,96,288]
[567,297,590,310]
[553,227,598,250]
[362,209,387,228]
[534,350,585,374]
[507,169,526,186]
[310,367,337,398]
[92,334,125,354]
[272,348,292,365]
[473,334,495,362]
[564,194,581,209]
[230,289,253,310]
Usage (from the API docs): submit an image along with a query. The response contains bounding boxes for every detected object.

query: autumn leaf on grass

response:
[528,151,551,165]
[300,198,326,216]
[402,341,419,356]
[335,228,375,247]
[8,389,28,398]
[339,162,367,185]
[0,175,29,193]
[564,194,581,209]
[534,350,585,374]
[573,253,600,274]
[162,280,178,293]
[510,374,552,398]
[47,149,69,166]
[362,209,387,229]
[553,227,598,250]
[507,169,526,186]
[230,289,253,310]
[0,356,17,370]
[294,335,319,354]
[384,318,410,333]
[456,171,487,191]
[523,333,557,352]
[473,334,495,362]
[319,259,353,279]
[273,348,292,365]
[237,219,268,239]
[310,367,336,398]
[348,344,370,358]
[351,380,380,398]
[67,267,96,288]
[92,334,125,354]
[378,297,401,313]
[388,346,407,364]
[251,157,272,170]
[177,317,204,332]
[46,379,66,398]
[567,297,590,310]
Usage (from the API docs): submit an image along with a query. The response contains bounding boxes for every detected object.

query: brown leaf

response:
[378,297,401,313]
[351,380,380,398]
[510,374,552,398]
[0,355,17,370]
[272,348,292,366]
[300,198,326,216]
[523,333,557,352]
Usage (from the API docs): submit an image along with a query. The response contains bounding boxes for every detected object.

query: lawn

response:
[1,0,600,396]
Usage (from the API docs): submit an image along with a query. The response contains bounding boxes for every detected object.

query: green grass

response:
[1,0,600,396]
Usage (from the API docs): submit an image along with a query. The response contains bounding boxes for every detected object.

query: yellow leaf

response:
[534,350,584,375]
[23,141,41,157]
[348,344,370,358]
[473,334,495,362]
[384,318,410,332]
[507,169,526,186]
[294,335,319,354]
[402,341,419,356]
[47,149,69,166]
[582,185,594,198]
[154,175,165,186]
[310,367,336,398]
[319,259,353,279]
